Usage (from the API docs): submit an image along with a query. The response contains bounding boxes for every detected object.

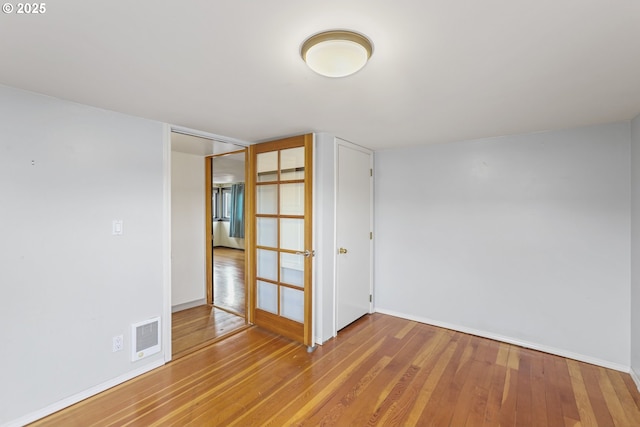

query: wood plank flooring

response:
[32,314,640,426]
[213,247,245,316]
[171,305,247,360]
[171,247,246,359]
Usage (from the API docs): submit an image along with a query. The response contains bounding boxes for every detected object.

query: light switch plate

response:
[112,220,123,236]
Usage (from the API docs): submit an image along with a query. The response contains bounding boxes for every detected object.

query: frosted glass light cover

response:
[305,40,368,78]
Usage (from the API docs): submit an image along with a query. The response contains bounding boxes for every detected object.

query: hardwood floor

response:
[170,247,246,359]
[33,314,640,426]
[171,305,247,360]
[213,247,245,316]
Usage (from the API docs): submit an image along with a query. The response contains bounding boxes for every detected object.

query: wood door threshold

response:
[212,304,245,318]
[172,323,252,361]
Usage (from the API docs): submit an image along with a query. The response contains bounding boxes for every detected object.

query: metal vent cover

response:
[131,317,161,361]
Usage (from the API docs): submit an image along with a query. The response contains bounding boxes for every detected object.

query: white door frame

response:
[162,124,251,363]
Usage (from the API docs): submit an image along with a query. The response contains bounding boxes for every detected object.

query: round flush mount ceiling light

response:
[301,30,373,78]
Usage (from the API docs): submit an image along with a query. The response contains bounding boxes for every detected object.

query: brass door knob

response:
[339,247,348,254]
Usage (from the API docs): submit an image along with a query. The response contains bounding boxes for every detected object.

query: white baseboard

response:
[631,368,640,393]
[5,359,165,427]
[171,298,206,313]
[375,308,629,373]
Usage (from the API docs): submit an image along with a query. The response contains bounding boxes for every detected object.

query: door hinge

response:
[370,232,373,240]
[370,168,373,177]
[369,294,373,302]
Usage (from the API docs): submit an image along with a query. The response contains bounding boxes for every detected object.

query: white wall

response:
[213,220,245,249]
[375,123,631,369]
[0,85,166,425]
[631,114,640,385]
[314,133,337,343]
[171,151,205,308]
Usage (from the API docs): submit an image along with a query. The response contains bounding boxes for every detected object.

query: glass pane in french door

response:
[257,280,278,314]
[280,183,304,215]
[280,286,304,322]
[280,252,304,287]
[257,151,278,182]
[280,147,305,181]
[256,184,277,215]
[257,249,277,281]
[280,218,304,251]
[256,217,277,248]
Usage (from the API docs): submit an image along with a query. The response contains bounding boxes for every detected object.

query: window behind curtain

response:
[229,184,245,238]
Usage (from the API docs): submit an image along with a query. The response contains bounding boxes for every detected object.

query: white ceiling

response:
[171,132,245,183]
[211,153,245,184]
[1,1,639,151]
[171,132,244,156]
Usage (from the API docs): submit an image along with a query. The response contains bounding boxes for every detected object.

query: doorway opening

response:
[209,151,247,317]
[170,131,248,360]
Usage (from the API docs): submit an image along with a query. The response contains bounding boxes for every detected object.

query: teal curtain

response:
[229,184,245,238]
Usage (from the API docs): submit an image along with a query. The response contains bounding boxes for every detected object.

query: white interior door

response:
[336,141,373,331]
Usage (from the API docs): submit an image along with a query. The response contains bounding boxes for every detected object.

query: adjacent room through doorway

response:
[210,151,246,317]
[170,132,248,359]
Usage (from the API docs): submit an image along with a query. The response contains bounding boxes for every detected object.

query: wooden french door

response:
[247,134,313,346]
